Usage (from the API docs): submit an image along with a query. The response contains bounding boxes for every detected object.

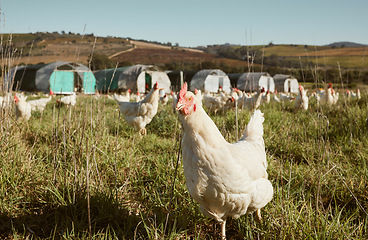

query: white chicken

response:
[241,88,265,111]
[159,93,169,105]
[272,90,281,103]
[319,83,334,106]
[279,92,292,102]
[175,83,273,240]
[27,95,53,112]
[14,94,32,120]
[203,93,234,114]
[346,88,361,100]
[133,92,142,102]
[262,90,271,104]
[57,92,77,106]
[294,85,308,110]
[116,82,160,135]
[356,88,361,99]
[113,89,131,102]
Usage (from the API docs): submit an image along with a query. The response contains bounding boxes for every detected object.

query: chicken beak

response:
[176,101,185,112]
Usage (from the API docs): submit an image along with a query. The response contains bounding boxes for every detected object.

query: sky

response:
[1,0,367,47]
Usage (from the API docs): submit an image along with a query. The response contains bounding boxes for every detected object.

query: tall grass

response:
[0,91,367,239]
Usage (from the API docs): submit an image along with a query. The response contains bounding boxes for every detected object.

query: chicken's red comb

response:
[14,95,19,102]
[179,82,188,100]
[50,89,54,95]
[328,83,332,88]
[194,88,198,95]
[153,82,159,89]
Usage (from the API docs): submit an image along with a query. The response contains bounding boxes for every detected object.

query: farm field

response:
[0,90,368,239]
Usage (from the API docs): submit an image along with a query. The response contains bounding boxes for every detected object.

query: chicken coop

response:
[273,74,299,93]
[231,72,275,92]
[190,69,231,94]
[5,61,96,94]
[94,64,171,93]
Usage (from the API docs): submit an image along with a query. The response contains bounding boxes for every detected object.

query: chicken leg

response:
[221,220,226,240]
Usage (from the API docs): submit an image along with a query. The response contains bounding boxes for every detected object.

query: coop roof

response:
[190,69,231,93]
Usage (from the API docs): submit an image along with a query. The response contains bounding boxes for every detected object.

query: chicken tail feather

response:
[241,110,264,142]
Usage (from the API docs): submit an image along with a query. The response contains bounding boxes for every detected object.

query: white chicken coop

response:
[234,72,275,93]
[273,74,299,93]
[94,64,171,93]
[190,69,232,94]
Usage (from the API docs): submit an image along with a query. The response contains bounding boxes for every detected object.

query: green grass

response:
[0,92,367,239]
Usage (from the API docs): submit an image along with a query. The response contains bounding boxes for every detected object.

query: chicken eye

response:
[188,97,192,101]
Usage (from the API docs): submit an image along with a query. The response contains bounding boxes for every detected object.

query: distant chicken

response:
[57,92,77,106]
[294,85,308,110]
[159,93,169,105]
[116,82,160,135]
[203,93,234,114]
[14,94,32,120]
[27,91,53,112]
[272,90,281,103]
[262,90,271,104]
[176,83,273,240]
[279,92,292,102]
[241,88,265,111]
[346,88,361,100]
[113,89,131,102]
[133,92,142,102]
[356,88,361,99]
[320,83,334,105]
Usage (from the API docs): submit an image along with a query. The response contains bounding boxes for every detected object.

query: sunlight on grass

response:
[0,91,367,239]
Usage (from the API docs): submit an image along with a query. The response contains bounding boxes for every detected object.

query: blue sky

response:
[1,0,367,47]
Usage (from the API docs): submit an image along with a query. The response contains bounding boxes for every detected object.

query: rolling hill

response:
[1,32,367,71]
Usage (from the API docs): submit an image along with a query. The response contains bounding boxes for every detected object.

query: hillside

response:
[203,43,368,69]
[1,32,367,72]
[0,33,253,71]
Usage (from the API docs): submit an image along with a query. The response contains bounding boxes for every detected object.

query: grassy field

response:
[0,91,368,239]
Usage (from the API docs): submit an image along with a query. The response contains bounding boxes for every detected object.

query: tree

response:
[88,54,115,71]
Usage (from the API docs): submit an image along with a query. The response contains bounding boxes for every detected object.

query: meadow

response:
[0,91,367,239]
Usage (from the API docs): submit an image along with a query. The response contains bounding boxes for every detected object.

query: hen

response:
[14,94,32,120]
[116,82,160,135]
[241,88,265,111]
[294,85,308,110]
[27,94,53,112]
[203,93,234,114]
[159,93,169,105]
[56,92,77,106]
[113,89,131,102]
[175,83,273,240]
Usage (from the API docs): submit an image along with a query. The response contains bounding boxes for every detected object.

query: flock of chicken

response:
[0,82,362,239]
[0,91,77,120]
[109,82,362,239]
